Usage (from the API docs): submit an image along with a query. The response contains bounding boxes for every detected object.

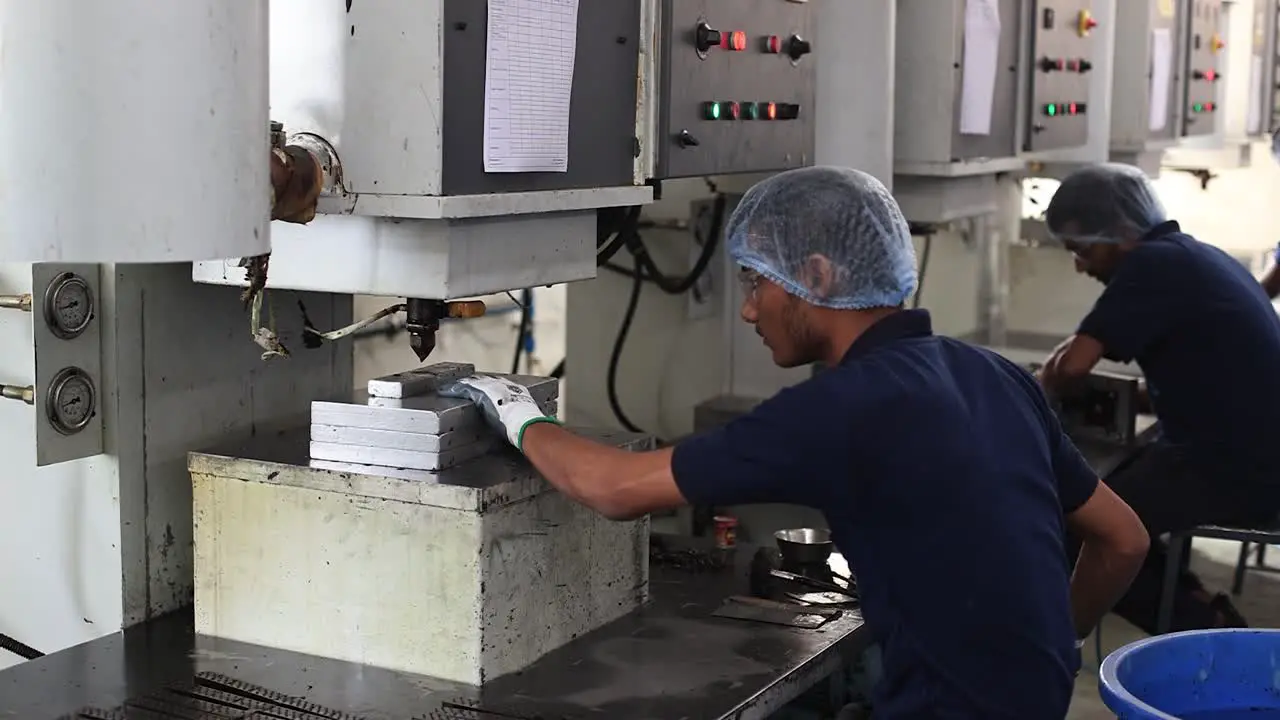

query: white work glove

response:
[438,374,558,451]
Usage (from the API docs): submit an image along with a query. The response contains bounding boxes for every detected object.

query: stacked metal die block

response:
[309,362,559,472]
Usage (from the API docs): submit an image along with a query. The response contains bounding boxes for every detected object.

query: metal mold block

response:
[312,375,558,435]
[309,437,499,472]
[310,424,485,452]
[367,362,476,399]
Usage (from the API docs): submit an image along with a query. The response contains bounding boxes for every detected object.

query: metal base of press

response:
[2,547,869,720]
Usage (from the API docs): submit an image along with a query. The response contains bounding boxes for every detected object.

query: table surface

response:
[0,547,869,720]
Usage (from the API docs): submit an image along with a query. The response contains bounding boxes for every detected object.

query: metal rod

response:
[0,294,32,312]
[1,385,35,405]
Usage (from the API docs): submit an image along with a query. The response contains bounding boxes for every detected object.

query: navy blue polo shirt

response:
[1078,221,1280,489]
[672,310,1096,719]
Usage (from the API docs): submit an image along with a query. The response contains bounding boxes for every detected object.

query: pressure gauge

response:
[45,367,97,435]
[42,272,95,340]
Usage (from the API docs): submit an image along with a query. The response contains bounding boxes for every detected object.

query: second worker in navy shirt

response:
[1039,163,1280,634]
[442,166,1150,719]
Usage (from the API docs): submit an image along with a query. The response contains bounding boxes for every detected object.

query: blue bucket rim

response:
[1099,628,1280,720]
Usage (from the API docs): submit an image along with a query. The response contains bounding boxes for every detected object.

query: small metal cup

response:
[774,527,833,567]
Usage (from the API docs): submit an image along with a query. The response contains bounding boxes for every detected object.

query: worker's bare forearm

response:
[1041,334,1104,392]
[1069,538,1147,640]
[519,422,684,520]
[1261,265,1280,299]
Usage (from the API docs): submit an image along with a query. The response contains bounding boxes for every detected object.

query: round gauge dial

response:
[46,367,96,435]
[42,272,95,340]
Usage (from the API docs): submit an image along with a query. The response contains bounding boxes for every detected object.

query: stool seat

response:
[1157,520,1280,634]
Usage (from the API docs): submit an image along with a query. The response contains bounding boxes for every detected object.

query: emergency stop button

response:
[1077,9,1098,37]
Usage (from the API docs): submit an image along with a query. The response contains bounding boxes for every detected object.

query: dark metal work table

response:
[0,550,868,720]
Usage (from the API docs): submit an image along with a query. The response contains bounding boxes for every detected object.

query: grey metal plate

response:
[1025,0,1098,151]
[656,0,817,178]
[309,437,498,472]
[9,548,868,720]
[439,0,642,195]
[310,424,485,452]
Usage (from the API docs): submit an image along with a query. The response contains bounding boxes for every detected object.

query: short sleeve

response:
[1077,249,1180,363]
[1050,431,1100,513]
[671,378,849,508]
[996,353,1100,513]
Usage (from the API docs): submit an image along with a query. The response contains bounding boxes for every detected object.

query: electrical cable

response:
[601,194,727,294]
[607,254,647,435]
[913,233,934,310]
[0,633,43,661]
[511,288,532,374]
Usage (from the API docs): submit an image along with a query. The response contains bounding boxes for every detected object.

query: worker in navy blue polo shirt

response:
[1038,163,1280,634]
[442,167,1149,720]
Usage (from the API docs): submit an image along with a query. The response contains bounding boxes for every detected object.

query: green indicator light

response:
[703,102,721,120]
[1045,103,1057,116]
[1193,102,1204,113]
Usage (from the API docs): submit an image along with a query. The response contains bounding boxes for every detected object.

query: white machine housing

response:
[893,0,1110,223]
[0,1,271,263]
[192,0,655,300]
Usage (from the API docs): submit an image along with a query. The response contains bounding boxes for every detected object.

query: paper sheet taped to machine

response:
[1149,28,1174,131]
[483,0,581,173]
[959,0,1002,136]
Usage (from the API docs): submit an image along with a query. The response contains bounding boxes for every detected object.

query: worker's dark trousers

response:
[1064,442,1279,635]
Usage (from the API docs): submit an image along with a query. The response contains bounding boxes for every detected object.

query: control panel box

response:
[655,0,817,179]
[895,0,1024,175]
[1110,0,1183,153]
[1181,0,1225,136]
[1025,2,1102,152]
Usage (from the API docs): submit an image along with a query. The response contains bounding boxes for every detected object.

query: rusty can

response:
[713,515,738,549]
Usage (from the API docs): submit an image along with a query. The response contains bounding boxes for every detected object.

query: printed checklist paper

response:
[483,0,580,173]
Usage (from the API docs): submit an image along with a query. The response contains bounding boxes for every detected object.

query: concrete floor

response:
[1066,538,1280,719]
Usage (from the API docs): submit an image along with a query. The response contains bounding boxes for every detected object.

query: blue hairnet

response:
[726,167,917,309]
[1044,163,1167,245]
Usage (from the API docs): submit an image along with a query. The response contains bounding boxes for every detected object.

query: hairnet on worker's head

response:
[1044,163,1168,244]
[726,167,917,309]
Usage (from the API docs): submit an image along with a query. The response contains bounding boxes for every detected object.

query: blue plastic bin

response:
[1099,629,1280,719]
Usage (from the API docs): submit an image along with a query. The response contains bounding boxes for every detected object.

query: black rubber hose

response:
[0,633,43,661]
[607,263,646,434]
[913,233,934,310]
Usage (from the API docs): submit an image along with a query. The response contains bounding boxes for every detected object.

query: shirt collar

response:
[840,309,934,364]
[1140,220,1181,242]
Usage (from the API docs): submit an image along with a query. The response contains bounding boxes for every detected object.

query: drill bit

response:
[409,329,437,362]
[404,298,488,363]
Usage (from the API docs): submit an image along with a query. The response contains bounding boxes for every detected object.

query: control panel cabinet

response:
[1025,1,1101,151]
[1181,0,1224,136]
[656,0,817,179]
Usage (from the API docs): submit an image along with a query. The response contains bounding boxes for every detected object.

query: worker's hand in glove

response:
[438,375,559,451]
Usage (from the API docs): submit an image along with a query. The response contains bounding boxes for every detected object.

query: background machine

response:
[1,0,1279,717]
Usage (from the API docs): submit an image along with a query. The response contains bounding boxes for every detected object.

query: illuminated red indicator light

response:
[766,102,778,120]
[1205,70,1217,81]
[726,101,741,119]
[721,31,747,51]
[1068,102,1078,115]
[766,35,782,53]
